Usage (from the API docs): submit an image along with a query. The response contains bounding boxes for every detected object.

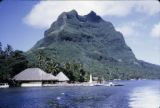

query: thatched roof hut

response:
[56,72,69,82]
[13,68,57,81]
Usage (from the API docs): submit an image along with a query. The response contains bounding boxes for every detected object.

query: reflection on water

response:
[0,80,160,108]
[129,86,160,108]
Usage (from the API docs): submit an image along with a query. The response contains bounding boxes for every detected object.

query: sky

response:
[0,0,160,65]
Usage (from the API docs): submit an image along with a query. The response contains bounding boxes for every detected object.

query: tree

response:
[4,44,13,57]
[0,43,28,83]
[46,58,60,75]
[32,50,61,75]
[63,62,75,82]
[10,50,28,77]
[0,42,5,59]
[63,61,89,82]
[37,50,46,69]
[79,69,86,82]
[97,76,103,83]
[0,42,2,54]
[0,44,14,82]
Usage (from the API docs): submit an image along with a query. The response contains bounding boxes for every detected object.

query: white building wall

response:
[21,82,42,87]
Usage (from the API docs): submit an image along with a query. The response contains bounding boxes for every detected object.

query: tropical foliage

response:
[28,50,89,82]
[0,42,28,82]
[0,41,160,83]
[0,43,89,83]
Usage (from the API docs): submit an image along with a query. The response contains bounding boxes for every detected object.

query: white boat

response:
[108,82,115,86]
[0,83,9,88]
[107,82,123,86]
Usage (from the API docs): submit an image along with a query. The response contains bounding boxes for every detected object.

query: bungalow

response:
[56,72,69,82]
[13,68,57,87]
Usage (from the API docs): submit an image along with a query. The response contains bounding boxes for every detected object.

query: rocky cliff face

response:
[32,10,136,62]
[27,10,160,79]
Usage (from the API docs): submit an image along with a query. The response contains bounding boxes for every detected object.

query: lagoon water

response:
[0,80,160,108]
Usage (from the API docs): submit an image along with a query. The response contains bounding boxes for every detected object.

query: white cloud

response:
[116,22,142,38]
[135,1,160,15]
[24,1,160,28]
[116,26,134,37]
[151,22,160,38]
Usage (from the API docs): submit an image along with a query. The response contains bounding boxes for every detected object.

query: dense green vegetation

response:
[28,49,89,82]
[0,42,89,83]
[27,43,160,80]
[0,42,28,82]
[0,41,160,84]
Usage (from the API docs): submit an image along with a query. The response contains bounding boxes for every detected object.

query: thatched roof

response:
[56,72,69,81]
[13,68,57,81]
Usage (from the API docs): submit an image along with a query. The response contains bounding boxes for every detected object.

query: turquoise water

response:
[0,80,160,108]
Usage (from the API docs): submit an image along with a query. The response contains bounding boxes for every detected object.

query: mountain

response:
[27,10,160,79]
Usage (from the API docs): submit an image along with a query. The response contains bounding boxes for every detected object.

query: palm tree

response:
[4,44,13,57]
[36,50,46,70]
[47,60,60,75]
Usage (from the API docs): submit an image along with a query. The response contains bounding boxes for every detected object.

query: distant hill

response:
[26,10,160,79]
